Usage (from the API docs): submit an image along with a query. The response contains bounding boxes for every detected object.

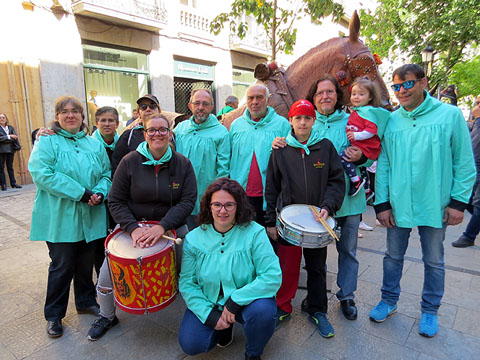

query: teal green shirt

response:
[217,105,235,117]
[174,115,230,214]
[179,222,282,324]
[29,131,112,242]
[313,109,367,217]
[230,106,290,209]
[375,92,475,228]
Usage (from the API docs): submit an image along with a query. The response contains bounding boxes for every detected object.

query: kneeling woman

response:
[179,178,281,360]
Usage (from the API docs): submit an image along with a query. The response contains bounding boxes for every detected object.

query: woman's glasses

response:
[210,202,237,212]
[145,127,170,136]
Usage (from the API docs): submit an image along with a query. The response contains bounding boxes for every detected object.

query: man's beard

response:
[194,112,209,123]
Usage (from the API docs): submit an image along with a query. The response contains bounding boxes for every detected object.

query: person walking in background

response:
[0,113,22,191]
[371,64,475,338]
[452,94,480,247]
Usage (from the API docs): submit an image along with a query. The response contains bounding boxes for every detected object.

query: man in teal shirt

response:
[174,89,230,229]
[230,84,290,226]
[370,64,475,338]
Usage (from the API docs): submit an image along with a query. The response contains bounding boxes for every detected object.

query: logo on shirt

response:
[172,182,180,190]
[313,160,325,169]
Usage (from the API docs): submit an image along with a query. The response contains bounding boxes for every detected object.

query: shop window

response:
[232,68,256,102]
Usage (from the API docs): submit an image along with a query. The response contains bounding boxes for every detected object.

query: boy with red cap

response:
[265,99,345,338]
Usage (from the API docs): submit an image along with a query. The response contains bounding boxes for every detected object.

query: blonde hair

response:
[350,78,381,107]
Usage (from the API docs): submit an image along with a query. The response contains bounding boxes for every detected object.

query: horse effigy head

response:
[222,10,392,129]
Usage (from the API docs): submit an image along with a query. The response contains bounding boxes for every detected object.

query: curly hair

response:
[306,74,344,112]
[197,178,255,227]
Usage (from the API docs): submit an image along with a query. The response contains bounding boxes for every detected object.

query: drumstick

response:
[309,206,339,242]
[162,234,183,245]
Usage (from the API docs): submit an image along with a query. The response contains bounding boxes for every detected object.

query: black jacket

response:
[108,150,197,234]
[265,138,345,227]
[0,125,17,154]
[111,128,145,174]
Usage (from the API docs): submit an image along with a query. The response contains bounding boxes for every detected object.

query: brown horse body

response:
[223,11,391,129]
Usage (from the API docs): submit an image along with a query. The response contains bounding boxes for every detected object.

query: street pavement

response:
[1,184,480,359]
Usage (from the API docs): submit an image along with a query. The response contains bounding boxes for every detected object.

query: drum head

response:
[280,204,335,233]
[107,231,169,259]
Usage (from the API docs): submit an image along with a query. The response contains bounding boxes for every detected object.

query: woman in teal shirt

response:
[179,178,281,360]
[29,96,111,338]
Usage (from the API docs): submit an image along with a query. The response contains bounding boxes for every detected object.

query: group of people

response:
[27,62,475,360]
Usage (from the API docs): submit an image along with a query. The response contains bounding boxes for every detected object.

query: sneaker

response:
[359,221,374,231]
[217,325,234,347]
[452,235,475,248]
[419,313,438,338]
[309,312,335,338]
[275,308,291,330]
[369,301,397,322]
[365,190,375,202]
[87,316,119,341]
[348,178,366,196]
[301,297,310,313]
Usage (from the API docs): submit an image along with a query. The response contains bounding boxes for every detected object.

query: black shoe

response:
[301,297,310,313]
[452,235,475,248]
[1,184,6,191]
[77,304,100,316]
[11,183,22,188]
[340,299,357,320]
[245,353,261,360]
[46,320,63,338]
[348,178,366,196]
[87,316,119,341]
[217,325,234,347]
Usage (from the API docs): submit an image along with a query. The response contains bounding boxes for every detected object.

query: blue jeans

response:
[335,214,360,301]
[381,225,446,315]
[178,298,276,357]
[464,180,480,240]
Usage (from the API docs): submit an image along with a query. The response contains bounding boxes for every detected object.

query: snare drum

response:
[105,222,178,314]
[276,204,336,248]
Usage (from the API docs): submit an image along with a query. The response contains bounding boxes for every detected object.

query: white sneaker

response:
[359,221,374,231]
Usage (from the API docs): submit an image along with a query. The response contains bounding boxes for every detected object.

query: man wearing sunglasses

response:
[174,89,230,229]
[112,94,160,173]
[371,64,475,338]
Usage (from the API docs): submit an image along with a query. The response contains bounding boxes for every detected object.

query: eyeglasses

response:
[139,103,158,111]
[191,101,212,107]
[59,109,81,116]
[145,127,170,136]
[391,79,423,92]
[314,89,335,97]
[210,202,237,212]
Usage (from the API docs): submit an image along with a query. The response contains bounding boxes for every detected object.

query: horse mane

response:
[349,10,360,43]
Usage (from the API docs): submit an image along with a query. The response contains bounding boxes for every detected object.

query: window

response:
[232,68,256,102]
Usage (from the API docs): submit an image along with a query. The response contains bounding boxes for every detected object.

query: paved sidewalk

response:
[1,185,480,359]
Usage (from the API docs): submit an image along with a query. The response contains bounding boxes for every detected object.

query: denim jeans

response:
[335,214,360,301]
[178,297,276,357]
[381,225,446,315]
[464,180,480,241]
[44,241,97,321]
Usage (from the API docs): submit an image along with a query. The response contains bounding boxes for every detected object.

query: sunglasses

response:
[391,79,423,92]
[139,103,158,111]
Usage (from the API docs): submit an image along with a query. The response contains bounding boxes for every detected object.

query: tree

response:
[360,0,480,93]
[210,0,344,62]
[448,55,480,106]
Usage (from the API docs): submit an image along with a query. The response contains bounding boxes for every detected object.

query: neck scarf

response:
[136,141,172,166]
[286,129,323,155]
[57,129,87,140]
[92,129,119,150]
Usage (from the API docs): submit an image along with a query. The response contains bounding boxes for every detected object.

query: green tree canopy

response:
[210,0,344,62]
[360,0,480,95]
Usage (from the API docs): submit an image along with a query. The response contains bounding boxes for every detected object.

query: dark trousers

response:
[44,241,98,321]
[276,242,328,315]
[0,153,16,186]
[247,196,265,226]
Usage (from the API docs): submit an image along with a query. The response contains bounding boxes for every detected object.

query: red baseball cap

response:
[288,99,316,118]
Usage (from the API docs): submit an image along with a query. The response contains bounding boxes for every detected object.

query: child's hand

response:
[346,131,355,141]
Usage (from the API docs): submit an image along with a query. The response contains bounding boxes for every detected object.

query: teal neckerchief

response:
[286,130,323,155]
[398,90,443,118]
[136,141,172,166]
[134,125,144,130]
[92,129,119,150]
[57,129,87,140]
[185,114,219,134]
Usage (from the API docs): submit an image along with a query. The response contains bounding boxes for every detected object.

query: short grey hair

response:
[247,84,270,99]
[189,89,214,105]
[225,95,238,106]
